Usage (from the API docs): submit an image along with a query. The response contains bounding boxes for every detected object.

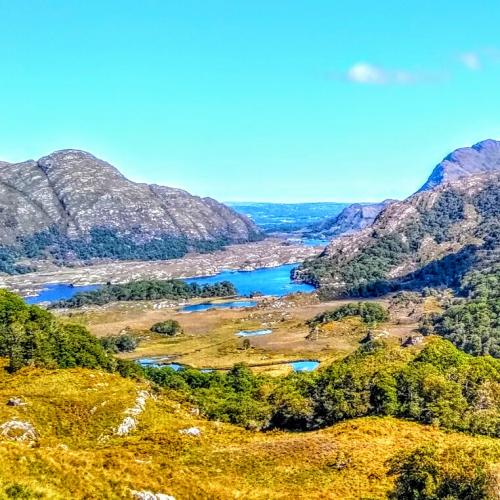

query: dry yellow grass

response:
[63,296,403,374]
[0,364,498,499]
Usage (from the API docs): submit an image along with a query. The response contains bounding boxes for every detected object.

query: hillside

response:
[0,150,261,273]
[294,140,500,298]
[306,200,396,239]
[0,364,498,499]
[0,286,498,498]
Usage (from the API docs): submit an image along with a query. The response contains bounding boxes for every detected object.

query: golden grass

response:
[65,297,394,374]
[0,365,498,499]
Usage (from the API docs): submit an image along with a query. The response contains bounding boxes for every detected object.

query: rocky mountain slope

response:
[306,200,395,238]
[419,139,500,191]
[0,150,261,272]
[295,140,500,297]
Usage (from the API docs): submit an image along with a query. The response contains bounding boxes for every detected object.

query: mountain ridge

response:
[294,140,500,297]
[0,149,261,272]
[419,138,500,191]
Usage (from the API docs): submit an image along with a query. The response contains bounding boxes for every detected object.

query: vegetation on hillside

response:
[0,225,262,275]
[429,266,500,357]
[296,180,500,298]
[51,279,236,308]
[1,362,496,499]
[0,290,112,373]
[308,302,389,327]
[144,338,500,436]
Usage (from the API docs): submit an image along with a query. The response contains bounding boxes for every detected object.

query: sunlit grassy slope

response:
[0,363,498,499]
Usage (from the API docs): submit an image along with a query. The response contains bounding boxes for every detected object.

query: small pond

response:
[290,360,320,372]
[236,329,273,337]
[136,357,184,371]
[181,300,257,313]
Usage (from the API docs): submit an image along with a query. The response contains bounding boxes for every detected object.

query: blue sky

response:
[1,1,500,202]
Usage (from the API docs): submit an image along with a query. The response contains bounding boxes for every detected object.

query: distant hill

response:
[0,150,261,273]
[306,200,396,238]
[228,201,350,233]
[295,140,500,297]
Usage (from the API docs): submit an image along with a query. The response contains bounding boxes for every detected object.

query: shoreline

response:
[0,238,324,295]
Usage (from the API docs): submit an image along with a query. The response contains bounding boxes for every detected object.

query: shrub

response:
[100,334,138,353]
[150,319,183,336]
[388,445,498,499]
[308,302,389,327]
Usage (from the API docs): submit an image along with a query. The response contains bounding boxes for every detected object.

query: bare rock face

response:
[309,200,396,238]
[0,149,261,249]
[419,139,500,191]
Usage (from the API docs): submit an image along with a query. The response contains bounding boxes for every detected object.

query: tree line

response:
[51,279,237,308]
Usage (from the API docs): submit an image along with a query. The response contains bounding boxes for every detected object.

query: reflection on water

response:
[181,300,257,312]
[236,329,272,337]
[290,360,320,372]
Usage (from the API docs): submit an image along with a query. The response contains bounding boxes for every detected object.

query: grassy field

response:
[1,364,498,499]
[61,294,412,374]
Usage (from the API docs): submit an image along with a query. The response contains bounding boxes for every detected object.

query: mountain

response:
[306,200,396,238]
[419,139,500,191]
[0,150,261,272]
[294,140,500,298]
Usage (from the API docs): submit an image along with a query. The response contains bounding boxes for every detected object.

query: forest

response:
[51,279,237,308]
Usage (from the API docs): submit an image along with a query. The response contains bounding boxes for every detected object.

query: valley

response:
[0,139,499,499]
[2,4,500,497]
[69,291,418,375]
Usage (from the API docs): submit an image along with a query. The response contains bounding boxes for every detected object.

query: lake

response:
[25,263,314,304]
[25,284,99,304]
[185,264,315,297]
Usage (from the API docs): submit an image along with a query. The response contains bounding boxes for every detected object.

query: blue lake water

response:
[25,284,99,304]
[236,329,273,337]
[181,300,257,313]
[25,264,314,305]
[137,358,184,370]
[290,360,320,372]
[185,264,315,297]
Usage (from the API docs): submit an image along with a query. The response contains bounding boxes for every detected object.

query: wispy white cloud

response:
[459,48,500,70]
[459,52,481,71]
[339,62,440,85]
